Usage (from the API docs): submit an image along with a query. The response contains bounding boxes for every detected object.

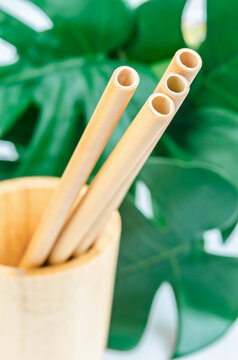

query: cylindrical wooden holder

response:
[0,177,121,360]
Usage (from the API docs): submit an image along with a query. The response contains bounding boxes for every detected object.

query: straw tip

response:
[148,93,175,118]
[163,72,190,97]
[176,48,202,71]
[114,66,140,90]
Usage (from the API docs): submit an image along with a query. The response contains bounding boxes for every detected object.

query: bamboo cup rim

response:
[0,177,121,278]
[176,48,202,73]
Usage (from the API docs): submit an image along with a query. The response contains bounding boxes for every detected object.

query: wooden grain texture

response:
[20,66,138,269]
[49,93,175,264]
[0,177,121,360]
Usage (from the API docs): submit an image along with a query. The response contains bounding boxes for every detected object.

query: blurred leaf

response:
[125,0,186,62]
[0,10,55,64]
[169,107,238,188]
[0,53,157,177]
[0,160,19,180]
[166,0,238,216]
[0,83,32,137]
[175,253,238,356]
[30,0,134,56]
[109,158,238,356]
[151,58,171,78]
[15,71,84,175]
[0,0,156,177]
[202,0,238,70]
[221,221,237,242]
[196,0,238,111]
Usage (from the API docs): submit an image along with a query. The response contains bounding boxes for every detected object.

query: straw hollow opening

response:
[166,75,186,93]
[150,95,173,116]
[179,50,198,69]
[116,67,138,88]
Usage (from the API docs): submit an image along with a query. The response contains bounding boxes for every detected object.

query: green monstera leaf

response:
[195,0,238,113]
[0,0,157,177]
[125,0,186,62]
[166,0,238,183]
[0,0,133,59]
[0,0,238,357]
[169,107,238,188]
[0,58,157,177]
[109,158,238,356]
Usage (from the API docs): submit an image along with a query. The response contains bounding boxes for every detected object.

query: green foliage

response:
[169,107,238,187]
[109,158,238,355]
[0,0,238,357]
[126,0,186,62]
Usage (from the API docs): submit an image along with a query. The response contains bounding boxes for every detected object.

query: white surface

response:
[0,38,18,66]
[182,0,207,25]
[0,141,18,161]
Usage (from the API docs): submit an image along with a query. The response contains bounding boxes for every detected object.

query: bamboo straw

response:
[49,93,175,264]
[159,48,202,84]
[73,74,190,255]
[154,72,189,109]
[20,66,140,268]
[73,134,160,255]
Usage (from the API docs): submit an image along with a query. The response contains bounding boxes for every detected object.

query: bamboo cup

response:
[0,177,121,360]
[20,66,138,269]
[74,74,190,255]
[49,93,175,264]
[159,48,202,84]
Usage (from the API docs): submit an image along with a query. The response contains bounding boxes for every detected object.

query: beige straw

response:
[73,73,190,255]
[73,135,160,255]
[49,93,175,264]
[158,48,202,85]
[20,66,139,268]
[51,50,201,263]
[154,72,189,109]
